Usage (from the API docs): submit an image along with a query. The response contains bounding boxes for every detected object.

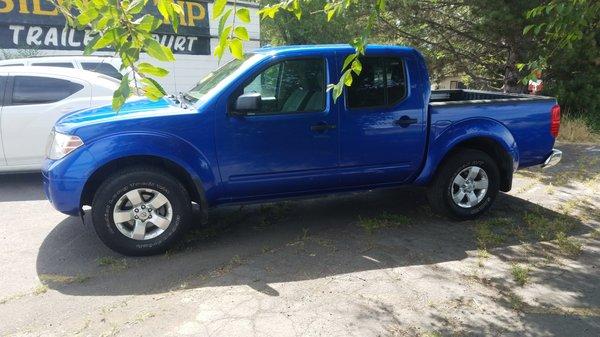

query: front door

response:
[216,56,339,200]
[339,54,427,186]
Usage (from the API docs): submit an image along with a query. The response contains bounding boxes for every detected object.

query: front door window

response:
[242,58,326,114]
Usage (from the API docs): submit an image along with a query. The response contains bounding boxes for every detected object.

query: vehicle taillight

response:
[550,104,561,138]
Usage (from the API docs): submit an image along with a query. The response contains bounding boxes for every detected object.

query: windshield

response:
[184,55,253,102]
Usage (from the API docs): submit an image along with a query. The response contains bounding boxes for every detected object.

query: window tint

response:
[81,62,123,80]
[31,62,75,68]
[241,58,326,114]
[11,76,84,105]
[0,76,6,105]
[346,57,407,109]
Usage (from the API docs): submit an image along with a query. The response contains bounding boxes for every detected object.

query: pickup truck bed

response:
[430,89,555,104]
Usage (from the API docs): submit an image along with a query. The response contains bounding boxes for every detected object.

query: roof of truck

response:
[254,44,417,55]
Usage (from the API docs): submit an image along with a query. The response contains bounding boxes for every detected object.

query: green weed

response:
[511,264,530,286]
[358,212,411,234]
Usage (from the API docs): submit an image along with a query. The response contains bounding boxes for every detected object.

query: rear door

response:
[215,55,339,199]
[1,74,91,167]
[338,53,427,186]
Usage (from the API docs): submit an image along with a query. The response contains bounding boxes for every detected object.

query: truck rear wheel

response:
[427,149,499,220]
[91,167,192,256]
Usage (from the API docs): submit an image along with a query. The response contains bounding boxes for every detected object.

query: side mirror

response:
[234,92,261,114]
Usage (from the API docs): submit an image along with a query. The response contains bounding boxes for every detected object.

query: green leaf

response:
[236,8,251,23]
[523,25,534,35]
[137,62,169,77]
[83,35,100,55]
[343,71,353,86]
[143,38,175,62]
[351,59,362,75]
[141,77,166,100]
[156,0,169,20]
[135,14,162,32]
[229,38,244,60]
[93,29,118,49]
[218,9,232,36]
[113,74,131,111]
[342,53,357,70]
[259,5,279,19]
[213,0,228,19]
[235,8,250,23]
[77,7,99,26]
[234,26,250,41]
[332,82,343,102]
[126,0,146,14]
[215,26,231,61]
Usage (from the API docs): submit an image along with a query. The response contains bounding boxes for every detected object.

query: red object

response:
[550,104,561,137]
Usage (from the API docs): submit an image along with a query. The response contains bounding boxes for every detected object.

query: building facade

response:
[0,0,261,93]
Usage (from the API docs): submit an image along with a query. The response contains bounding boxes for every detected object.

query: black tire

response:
[91,167,192,256]
[427,149,500,220]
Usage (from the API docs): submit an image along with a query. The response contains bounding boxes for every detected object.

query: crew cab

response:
[42,45,562,255]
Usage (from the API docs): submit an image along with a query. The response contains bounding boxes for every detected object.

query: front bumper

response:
[541,149,562,169]
[42,148,97,216]
[42,168,86,216]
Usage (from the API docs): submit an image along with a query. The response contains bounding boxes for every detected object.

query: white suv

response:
[0,66,119,172]
[0,56,124,80]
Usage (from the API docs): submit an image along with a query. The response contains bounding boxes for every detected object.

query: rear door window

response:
[346,57,407,109]
[10,76,84,105]
[31,62,75,68]
[81,62,123,80]
[0,76,6,106]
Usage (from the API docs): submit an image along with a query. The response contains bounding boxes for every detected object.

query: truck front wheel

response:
[91,167,192,256]
[427,149,500,220]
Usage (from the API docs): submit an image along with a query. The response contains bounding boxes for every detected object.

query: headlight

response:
[46,130,84,160]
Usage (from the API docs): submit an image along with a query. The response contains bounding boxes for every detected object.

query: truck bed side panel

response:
[431,100,556,166]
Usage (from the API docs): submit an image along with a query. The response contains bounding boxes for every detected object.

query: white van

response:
[0,56,124,80]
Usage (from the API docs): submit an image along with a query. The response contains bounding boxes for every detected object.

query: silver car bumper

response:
[541,149,562,169]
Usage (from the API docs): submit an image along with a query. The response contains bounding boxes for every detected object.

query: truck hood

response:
[55,97,194,132]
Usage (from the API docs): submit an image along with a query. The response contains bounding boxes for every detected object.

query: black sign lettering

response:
[0,0,211,55]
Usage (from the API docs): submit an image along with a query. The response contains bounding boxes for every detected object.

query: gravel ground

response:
[0,142,599,337]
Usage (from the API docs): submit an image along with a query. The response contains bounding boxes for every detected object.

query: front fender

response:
[84,131,218,201]
[413,118,519,186]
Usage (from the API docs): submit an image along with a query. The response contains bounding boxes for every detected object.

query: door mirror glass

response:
[235,92,262,113]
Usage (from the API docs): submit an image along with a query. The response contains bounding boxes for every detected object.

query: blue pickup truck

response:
[43,45,562,255]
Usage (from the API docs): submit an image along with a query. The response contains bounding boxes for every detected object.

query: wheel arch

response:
[414,118,519,192]
[443,137,514,191]
[81,155,208,210]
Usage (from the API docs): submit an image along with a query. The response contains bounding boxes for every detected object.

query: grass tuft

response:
[97,256,128,270]
[555,232,583,257]
[39,273,90,285]
[358,212,411,234]
[474,217,513,248]
[558,116,600,143]
[511,264,530,286]
[33,284,49,295]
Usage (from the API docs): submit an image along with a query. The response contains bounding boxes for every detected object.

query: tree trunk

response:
[503,44,524,93]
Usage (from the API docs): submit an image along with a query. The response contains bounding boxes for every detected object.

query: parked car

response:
[0,66,118,172]
[0,56,124,80]
[42,45,562,256]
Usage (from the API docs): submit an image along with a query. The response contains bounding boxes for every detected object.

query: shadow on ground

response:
[0,173,46,202]
[35,187,595,301]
